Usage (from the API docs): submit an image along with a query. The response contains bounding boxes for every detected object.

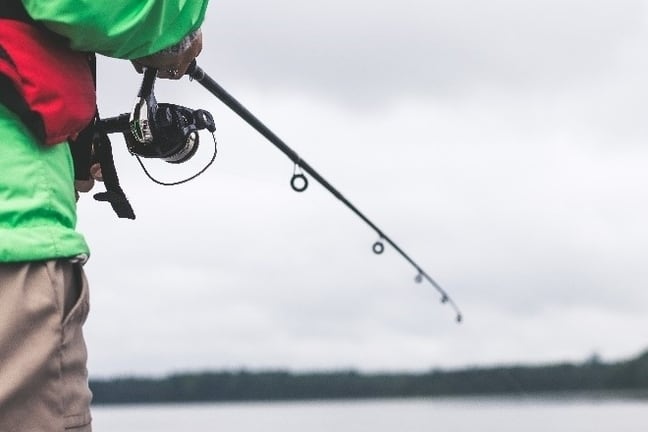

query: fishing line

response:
[187,62,463,323]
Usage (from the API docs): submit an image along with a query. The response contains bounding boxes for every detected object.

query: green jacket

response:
[0,0,209,262]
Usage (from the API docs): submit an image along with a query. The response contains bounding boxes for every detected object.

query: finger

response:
[178,34,203,75]
[90,163,103,182]
[75,179,95,193]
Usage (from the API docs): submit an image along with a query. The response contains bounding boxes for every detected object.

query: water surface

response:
[92,397,648,432]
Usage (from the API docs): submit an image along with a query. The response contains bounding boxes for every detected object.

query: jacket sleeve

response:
[21,0,209,59]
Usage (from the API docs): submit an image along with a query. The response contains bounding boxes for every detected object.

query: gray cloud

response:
[84,0,648,376]
[204,0,645,100]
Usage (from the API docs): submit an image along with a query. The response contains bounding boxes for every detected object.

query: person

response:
[0,0,209,430]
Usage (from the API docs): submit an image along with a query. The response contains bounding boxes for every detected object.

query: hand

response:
[75,163,103,201]
[131,29,203,80]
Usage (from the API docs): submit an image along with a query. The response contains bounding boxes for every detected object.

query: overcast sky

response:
[79,0,648,378]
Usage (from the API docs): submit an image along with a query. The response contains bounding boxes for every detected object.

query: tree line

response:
[90,349,648,404]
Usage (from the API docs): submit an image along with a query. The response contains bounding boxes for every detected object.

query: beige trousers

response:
[0,261,92,432]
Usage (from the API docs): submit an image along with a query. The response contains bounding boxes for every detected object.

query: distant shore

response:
[90,350,648,405]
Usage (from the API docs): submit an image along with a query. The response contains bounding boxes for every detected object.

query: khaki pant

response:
[0,261,92,432]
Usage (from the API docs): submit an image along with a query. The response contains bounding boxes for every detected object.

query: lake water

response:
[92,396,648,432]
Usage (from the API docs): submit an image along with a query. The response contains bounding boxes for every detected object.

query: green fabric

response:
[22,0,209,58]
[0,104,89,262]
[1,0,208,262]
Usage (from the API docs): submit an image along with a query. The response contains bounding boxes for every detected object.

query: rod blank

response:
[187,63,462,323]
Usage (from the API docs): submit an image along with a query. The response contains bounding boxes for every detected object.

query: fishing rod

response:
[185,62,463,323]
[94,63,462,322]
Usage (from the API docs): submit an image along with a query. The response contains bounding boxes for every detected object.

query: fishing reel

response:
[98,67,217,185]
[126,68,216,163]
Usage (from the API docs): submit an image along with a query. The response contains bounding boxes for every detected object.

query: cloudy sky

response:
[79,0,648,378]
